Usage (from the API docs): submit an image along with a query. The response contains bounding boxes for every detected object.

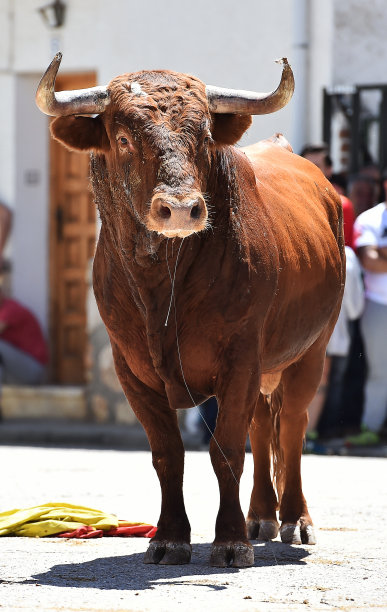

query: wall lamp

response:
[38,0,66,28]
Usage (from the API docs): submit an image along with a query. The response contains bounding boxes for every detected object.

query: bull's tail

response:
[269,383,285,506]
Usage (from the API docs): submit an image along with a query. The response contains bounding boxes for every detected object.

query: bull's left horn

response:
[36,52,110,116]
[206,58,294,115]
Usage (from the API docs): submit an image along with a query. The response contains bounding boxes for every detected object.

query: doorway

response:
[49,72,97,384]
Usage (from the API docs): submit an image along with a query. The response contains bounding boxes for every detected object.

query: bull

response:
[36,53,345,568]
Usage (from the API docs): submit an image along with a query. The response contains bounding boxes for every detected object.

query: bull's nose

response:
[153,198,204,221]
[148,192,208,237]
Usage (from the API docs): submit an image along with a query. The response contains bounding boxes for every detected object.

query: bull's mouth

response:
[147,192,208,238]
[154,228,205,239]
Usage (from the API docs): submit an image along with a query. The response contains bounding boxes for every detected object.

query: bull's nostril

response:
[190,204,201,220]
[160,205,172,219]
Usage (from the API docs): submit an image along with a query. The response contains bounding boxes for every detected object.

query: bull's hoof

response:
[210,541,254,568]
[246,519,260,540]
[280,522,316,545]
[280,523,302,544]
[258,520,280,541]
[301,524,316,545]
[246,518,279,541]
[143,540,192,565]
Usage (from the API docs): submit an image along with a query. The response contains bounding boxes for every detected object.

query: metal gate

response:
[323,84,387,174]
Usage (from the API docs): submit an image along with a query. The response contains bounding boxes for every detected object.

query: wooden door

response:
[50,73,97,384]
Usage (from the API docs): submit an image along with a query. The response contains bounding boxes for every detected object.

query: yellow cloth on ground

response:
[0,502,120,537]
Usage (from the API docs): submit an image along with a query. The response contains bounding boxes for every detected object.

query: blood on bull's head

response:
[36,53,294,239]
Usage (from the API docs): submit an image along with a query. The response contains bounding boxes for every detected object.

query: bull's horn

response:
[36,52,110,116]
[206,58,294,115]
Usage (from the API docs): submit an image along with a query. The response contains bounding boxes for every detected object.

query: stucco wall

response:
[308,0,334,145]
[12,75,49,331]
[333,0,387,86]
[0,74,16,207]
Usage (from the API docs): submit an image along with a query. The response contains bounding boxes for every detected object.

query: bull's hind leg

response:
[112,345,191,565]
[246,394,279,542]
[278,343,328,545]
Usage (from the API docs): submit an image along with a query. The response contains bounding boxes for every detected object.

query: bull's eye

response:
[117,134,135,153]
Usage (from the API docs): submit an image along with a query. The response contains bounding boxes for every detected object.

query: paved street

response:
[0,444,386,611]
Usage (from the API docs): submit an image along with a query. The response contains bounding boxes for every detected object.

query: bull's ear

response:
[211,113,252,145]
[50,115,110,152]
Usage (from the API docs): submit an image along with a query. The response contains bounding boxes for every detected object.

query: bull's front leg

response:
[209,362,258,568]
[143,402,191,565]
[112,345,191,565]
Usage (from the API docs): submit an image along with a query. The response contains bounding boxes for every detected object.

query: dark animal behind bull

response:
[36,54,345,568]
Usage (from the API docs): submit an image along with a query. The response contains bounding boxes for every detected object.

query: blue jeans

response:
[0,340,45,385]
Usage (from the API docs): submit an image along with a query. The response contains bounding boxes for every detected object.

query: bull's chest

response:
[145,315,218,409]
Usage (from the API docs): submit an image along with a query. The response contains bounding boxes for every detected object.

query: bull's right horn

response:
[206,58,294,115]
[36,52,110,117]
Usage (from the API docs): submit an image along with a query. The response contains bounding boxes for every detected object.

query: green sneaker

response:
[345,426,380,447]
[306,430,319,441]
[304,430,327,454]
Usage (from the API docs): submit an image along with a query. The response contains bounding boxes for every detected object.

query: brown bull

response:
[36,54,345,568]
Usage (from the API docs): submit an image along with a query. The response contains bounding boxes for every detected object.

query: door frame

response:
[49,71,97,384]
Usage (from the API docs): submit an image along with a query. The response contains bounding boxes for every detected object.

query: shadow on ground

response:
[21,542,310,592]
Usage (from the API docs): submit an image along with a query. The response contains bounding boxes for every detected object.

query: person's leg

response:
[306,355,331,433]
[341,319,366,434]
[0,340,45,384]
[318,355,348,438]
[360,300,387,432]
[199,397,218,444]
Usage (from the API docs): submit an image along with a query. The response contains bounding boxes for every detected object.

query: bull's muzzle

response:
[148,192,208,238]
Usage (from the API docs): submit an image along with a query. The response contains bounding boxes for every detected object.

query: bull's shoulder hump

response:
[241,133,293,156]
[240,138,332,193]
[240,139,296,176]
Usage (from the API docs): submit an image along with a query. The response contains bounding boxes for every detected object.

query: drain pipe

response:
[291,0,309,155]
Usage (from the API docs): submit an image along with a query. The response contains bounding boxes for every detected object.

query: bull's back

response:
[241,139,345,370]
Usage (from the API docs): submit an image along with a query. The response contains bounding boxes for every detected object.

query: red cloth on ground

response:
[57,523,157,539]
[0,298,48,364]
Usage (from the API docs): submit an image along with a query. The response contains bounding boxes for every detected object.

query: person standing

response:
[317,246,364,438]
[300,144,360,444]
[347,170,387,444]
[306,246,364,443]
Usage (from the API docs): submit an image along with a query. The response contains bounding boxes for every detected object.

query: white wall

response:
[13,75,49,333]
[333,0,387,86]
[308,0,334,146]
[0,74,16,207]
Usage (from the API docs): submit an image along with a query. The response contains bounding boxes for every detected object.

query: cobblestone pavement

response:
[0,445,386,611]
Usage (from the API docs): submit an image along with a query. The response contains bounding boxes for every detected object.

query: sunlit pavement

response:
[0,444,386,611]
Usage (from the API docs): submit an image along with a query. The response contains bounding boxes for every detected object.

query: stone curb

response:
[0,419,386,457]
[0,419,204,451]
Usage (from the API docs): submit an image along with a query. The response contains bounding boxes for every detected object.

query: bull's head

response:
[36,53,294,239]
